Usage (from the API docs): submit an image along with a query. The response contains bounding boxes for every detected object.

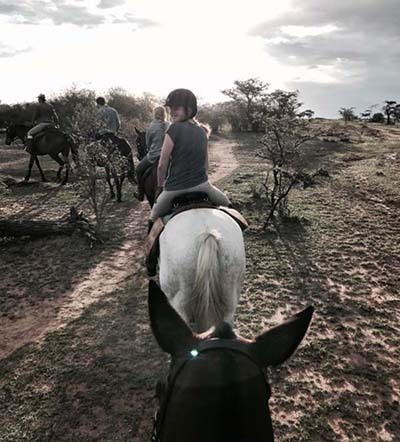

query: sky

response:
[0,0,399,117]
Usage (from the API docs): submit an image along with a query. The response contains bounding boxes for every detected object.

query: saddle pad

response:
[34,127,61,141]
[145,218,164,257]
[144,207,248,259]
[219,207,249,231]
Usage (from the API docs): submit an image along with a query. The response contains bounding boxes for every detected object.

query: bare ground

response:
[0,136,238,441]
[0,126,399,441]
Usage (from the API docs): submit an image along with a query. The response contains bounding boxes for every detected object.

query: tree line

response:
[339,100,400,125]
[0,79,313,134]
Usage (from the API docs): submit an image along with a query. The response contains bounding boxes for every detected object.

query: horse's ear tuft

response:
[148,281,197,355]
[251,306,314,367]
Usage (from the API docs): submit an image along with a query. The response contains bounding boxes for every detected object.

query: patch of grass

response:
[217,131,400,441]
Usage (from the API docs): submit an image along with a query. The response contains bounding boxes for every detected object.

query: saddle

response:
[33,126,61,142]
[145,192,248,260]
[143,160,158,182]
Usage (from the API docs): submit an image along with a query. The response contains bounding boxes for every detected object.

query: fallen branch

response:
[0,207,102,244]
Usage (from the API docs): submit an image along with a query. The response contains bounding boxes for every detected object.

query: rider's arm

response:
[157,134,174,187]
[145,128,151,150]
[52,107,60,125]
[115,111,120,132]
[31,106,38,125]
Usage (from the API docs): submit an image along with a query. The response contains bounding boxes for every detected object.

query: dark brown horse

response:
[135,127,157,207]
[95,132,136,202]
[5,122,77,185]
[149,281,314,442]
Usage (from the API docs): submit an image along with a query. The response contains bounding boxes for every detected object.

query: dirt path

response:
[0,137,237,359]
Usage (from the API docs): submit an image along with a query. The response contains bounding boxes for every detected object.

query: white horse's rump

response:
[159,208,246,332]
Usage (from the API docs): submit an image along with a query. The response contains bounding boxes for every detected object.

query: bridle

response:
[151,338,268,442]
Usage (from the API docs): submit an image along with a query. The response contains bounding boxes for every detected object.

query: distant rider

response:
[95,96,121,137]
[25,94,59,154]
[134,106,169,201]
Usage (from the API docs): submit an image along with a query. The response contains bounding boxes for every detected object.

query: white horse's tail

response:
[191,230,228,332]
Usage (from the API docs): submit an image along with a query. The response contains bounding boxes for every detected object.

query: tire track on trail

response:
[0,137,238,359]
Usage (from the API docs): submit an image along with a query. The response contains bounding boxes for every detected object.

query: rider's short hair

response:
[96,97,106,106]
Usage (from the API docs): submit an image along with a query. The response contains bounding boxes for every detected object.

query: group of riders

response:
[25,88,231,275]
[25,94,121,153]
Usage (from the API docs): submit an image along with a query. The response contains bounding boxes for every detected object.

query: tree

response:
[371,112,385,123]
[222,78,269,131]
[383,101,396,125]
[267,90,303,119]
[339,107,356,123]
[0,103,32,125]
[197,103,226,132]
[218,101,246,132]
[68,104,131,236]
[257,116,320,228]
[106,87,158,124]
[52,86,97,131]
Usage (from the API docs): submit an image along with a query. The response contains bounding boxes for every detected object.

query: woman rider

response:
[148,88,230,232]
[135,106,169,201]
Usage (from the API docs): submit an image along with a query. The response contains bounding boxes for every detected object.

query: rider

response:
[25,94,59,154]
[95,96,121,137]
[148,88,231,231]
[134,106,169,201]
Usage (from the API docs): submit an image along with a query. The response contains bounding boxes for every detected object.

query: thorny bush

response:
[257,116,320,228]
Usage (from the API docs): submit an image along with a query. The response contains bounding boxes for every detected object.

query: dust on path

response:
[0,137,238,359]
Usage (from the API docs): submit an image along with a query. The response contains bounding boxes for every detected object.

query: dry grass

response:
[219,125,400,441]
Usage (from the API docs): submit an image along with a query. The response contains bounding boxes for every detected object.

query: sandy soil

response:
[0,125,399,442]
[0,136,237,359]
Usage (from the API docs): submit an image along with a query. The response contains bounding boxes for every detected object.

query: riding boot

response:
[134,173,145,201]
[25,137,34,154]
[146,220,158,277]
[147,220,154,234]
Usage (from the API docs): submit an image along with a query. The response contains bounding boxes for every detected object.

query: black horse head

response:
[148,281,314,442]
[5,122,17,145]
[5,122,30,145]
[135,127,147,161]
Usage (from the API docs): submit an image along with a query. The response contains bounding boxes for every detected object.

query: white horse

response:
[159,208,246,332]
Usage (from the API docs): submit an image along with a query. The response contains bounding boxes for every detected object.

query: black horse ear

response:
[135,127,140,134]
[251,306,314,367]
[148,281,197,355]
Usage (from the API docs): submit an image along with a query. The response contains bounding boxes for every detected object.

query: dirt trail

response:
[0,137,237,359]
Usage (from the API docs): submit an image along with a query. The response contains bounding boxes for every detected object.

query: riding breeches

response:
[27,123,53,138]
[149,180,231,222]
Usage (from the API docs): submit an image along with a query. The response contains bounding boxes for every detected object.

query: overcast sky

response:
[0,0,398,117]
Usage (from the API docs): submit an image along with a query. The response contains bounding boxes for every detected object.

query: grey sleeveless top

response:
[165,121,208,191]
[146,120,169,163]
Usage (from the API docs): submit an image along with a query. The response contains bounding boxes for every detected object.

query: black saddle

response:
[33,125,60,140]
[171,192,211,209]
